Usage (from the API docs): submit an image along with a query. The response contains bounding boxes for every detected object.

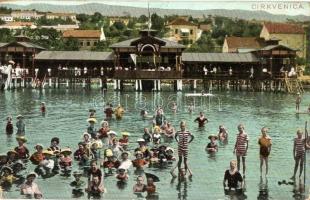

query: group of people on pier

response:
[0,101,310,199]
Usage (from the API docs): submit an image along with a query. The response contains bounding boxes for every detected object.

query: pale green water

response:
[0,89,309,199]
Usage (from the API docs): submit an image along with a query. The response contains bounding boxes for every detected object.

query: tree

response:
[92,40,112,51]
[63,37,79,51]
[0,19,5,25]
[76,14,89,23]
[113,21,126,30]
[151,13,164,31]
[0,29,14,42]
[138,15,148,23]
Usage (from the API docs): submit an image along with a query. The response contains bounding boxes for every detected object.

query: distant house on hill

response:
[62,29,104,50]
[108,17,129,26]
[0,14,13,22]
[222,36,266,53]
[167,18,201,46]
[45,12,77,22]
[260,22,306,58]
[0,21,37,30]
[11,10,42,20]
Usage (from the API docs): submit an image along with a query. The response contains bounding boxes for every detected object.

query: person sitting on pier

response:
[16,115,25,136]
[6,116,13,135]
[194,112,208,128]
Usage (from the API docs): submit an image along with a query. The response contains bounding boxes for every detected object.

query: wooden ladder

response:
[284,78,304,94]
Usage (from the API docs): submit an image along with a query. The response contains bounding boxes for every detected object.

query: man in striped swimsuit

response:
[233,124,249,177]
[291,129,305,180]
[171,121,194,177]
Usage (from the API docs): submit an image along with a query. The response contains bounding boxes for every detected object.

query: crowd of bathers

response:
[1,102,310,199]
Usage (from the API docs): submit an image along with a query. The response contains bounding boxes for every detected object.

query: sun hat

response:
[83,132,91,138]
[89,109,96,112]
[42,150,54,156]
[34,144,43,150]
[1,166,13,174]
[26,172,38,179]
[8,60,15,65]
[121,132,130,136]
[121,151,130,156]
[61,147,72,155]
[208,134,218,140]
[13,160,24,168]
[0,154,7,159]
[165,147,174,153]
[101,120,108,126]
[108,131,117,136]
[136,138,145,143]
[16,114,24,119]
[73,170,83,177]
[16,136,27,143]
[87,118,97,123]
[105,149,113,157]
[135,151,143,156]
[7,150,18,156]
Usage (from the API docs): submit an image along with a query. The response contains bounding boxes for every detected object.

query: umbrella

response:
[145,172,160,182]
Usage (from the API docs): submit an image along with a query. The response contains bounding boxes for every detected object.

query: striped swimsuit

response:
[235,133,249,157]
[177,130,191,158]
[295,138,305,158]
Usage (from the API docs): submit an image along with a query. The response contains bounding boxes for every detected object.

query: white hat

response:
[136,138,145,143]
[108,131,117,135]
[8,60,15,65]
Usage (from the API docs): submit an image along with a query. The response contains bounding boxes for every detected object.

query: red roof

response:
[168,18,197,26]
[225,37,265,49]
[264,22,304,34]
[63,30,100,38]
[5,21,34,26]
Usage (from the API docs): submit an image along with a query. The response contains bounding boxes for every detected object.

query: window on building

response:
[175,29,178,34]
[87,41,91,46]
[190,29,193,35]
[94,42,97,46]
[80,42,84,46]
[189,40,193,44]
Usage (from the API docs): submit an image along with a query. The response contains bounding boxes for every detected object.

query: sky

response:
[1,0,310,16]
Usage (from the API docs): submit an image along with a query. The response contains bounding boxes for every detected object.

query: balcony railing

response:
[114,70,182,80]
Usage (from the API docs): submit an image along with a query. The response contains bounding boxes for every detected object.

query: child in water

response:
[6,117,13,135]
[40,102,46,114]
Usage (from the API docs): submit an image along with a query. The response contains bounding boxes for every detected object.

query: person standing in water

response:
[295,92,301,112]
[171,121,194,177]
[233,124,249,177]
[40,102,46,115]
[291,129,305,180]
[6,116,13,135]
[194,112,208,128]
[258,127,272,176]
[16,115,25,136]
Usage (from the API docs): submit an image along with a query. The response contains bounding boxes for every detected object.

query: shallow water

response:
[0,88,309,199]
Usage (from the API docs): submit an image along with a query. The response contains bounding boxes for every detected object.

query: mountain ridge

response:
[1,3,310,22]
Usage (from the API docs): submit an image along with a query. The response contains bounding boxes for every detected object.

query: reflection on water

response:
[0,89,309,199]
[258,176,268,200]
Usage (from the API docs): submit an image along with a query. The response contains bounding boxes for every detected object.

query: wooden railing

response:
[114,70,182,80]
